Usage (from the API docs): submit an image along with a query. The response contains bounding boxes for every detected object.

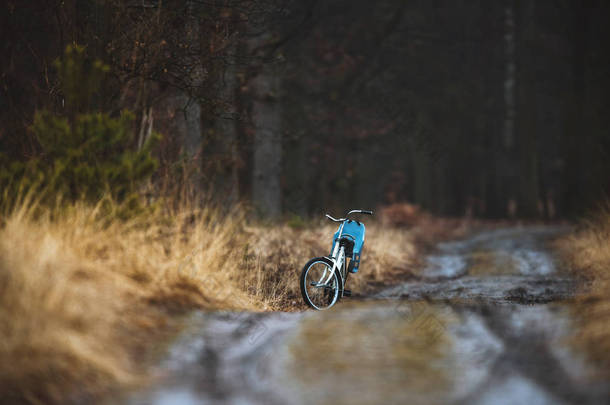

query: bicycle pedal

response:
[343,289,352,297]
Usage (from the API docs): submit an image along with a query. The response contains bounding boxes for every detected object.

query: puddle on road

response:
[425,226,564,279]
[467,247,556,277]
[281,301,455,405]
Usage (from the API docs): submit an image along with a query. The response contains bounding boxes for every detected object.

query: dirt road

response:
[123,226,609,405]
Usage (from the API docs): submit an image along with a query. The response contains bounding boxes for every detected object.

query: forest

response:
[3,2,610,404]
[2,0,610,219]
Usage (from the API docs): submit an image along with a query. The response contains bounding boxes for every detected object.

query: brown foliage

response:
[556,209,610,375]
[379,203,425,227]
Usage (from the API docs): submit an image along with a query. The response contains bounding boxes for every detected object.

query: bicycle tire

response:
[300,257,343,310]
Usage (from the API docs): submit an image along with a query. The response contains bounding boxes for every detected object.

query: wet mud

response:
[123,226,609,405]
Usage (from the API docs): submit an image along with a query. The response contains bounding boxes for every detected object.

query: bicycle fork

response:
[322,245,345,286]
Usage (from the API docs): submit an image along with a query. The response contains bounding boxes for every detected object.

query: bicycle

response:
[300,209,373,310]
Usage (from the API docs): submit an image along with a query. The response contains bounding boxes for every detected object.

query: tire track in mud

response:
[377,226,607,405]
[451,303,601,405]
[124,312,303,405]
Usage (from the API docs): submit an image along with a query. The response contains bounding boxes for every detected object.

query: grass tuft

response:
[556,206,610,374]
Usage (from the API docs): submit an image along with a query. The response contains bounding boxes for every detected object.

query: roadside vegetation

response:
[1,195,472,403]
[556,207,610,375]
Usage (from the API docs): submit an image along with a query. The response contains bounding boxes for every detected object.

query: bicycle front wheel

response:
[300,257,342,310]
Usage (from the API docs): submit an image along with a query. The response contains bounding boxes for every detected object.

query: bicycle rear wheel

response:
[300,257,342,310]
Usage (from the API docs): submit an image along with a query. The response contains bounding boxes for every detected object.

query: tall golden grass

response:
[556,207,610,374]
[0,197,427,403]
[0,198,256,403]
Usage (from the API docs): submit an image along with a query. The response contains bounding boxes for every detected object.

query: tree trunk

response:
[562,0,590,215]
[173,94,202,161]
[250,36,282,218]
[502,0,518,216]
[516,0,541,217]
[166,1,203,197]
[410,137,433,210]
[503,2,516,151]
[214,43,239,204]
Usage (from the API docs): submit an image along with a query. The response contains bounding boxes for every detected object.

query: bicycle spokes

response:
[301,260,339,310]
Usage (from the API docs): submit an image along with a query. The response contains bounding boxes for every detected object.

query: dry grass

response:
[0,197,458,403]
[556,207,610,374]
[238,210,474,310]
[0,199,256,404]
[239,222,420,309]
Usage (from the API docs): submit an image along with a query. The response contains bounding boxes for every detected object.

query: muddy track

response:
[122,226,609,405]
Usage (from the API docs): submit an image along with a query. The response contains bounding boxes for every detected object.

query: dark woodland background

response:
[2,0,610,218]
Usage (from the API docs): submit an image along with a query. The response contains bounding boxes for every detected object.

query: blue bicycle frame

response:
[324,209,373,284]
[330,218,366,271]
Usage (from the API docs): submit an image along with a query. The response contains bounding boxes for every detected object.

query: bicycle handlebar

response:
[325,209,373,222]
[347,209,373,216]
